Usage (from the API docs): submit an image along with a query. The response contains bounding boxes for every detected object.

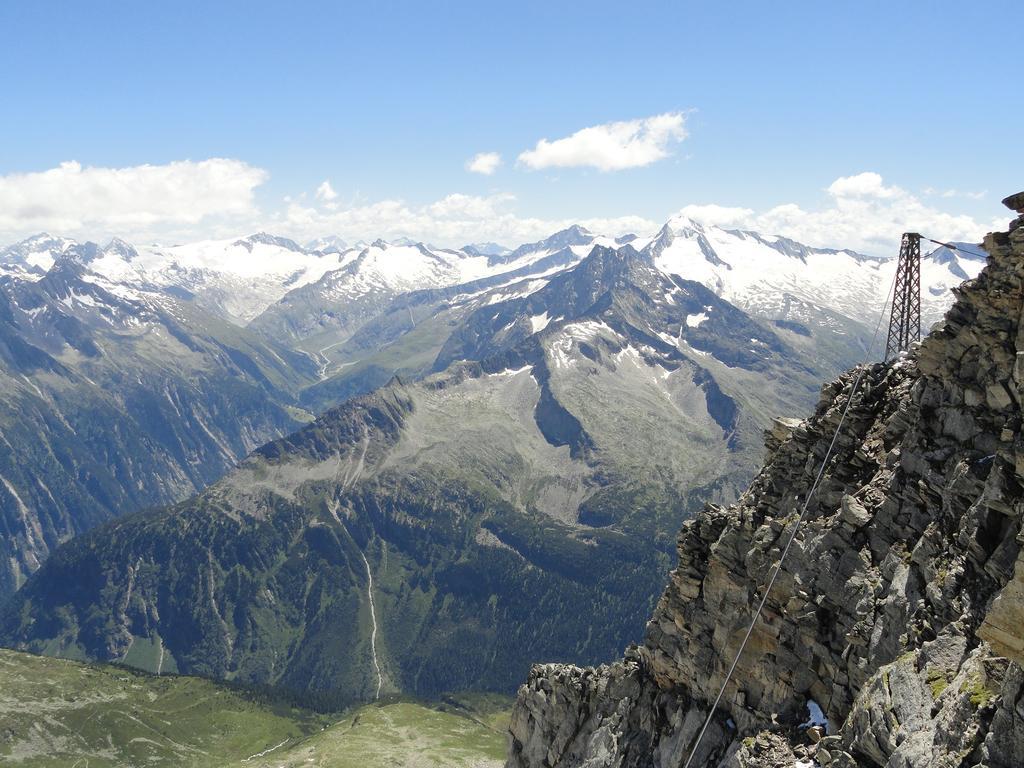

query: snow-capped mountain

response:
[248,239,498,347]
[0,227,612,332]
[0,220,983,360]
[247,227,620,351]
[644,216,986,330]
[921,241,989,300]
[287,219,984,415]
[94,233,361,323]
[492,224,618,267]
[0,233,359,324]
[330,229,622,298]
[0,233,78,277]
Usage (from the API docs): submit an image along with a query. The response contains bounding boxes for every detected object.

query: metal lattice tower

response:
[885,232,922,360]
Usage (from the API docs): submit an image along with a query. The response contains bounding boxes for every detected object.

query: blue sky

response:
[0,1,1017,252]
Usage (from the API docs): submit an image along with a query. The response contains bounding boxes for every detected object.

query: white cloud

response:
[518,112,687,172]
[826,171,899,199]
[466,152,502,175]
[675,204,754,228]
[924,187,987,201]
[0,161,653,247]
[315,180,338,201]
[0,159,267,243]
[676,172,1003,255]
[280,190,653,247]
[1,159,1001,259]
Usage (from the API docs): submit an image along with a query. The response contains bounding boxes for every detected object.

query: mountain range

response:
[0,219,985,701]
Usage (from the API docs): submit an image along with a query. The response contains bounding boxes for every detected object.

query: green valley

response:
[0,648,508,768]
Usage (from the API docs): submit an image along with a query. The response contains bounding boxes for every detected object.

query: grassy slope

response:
[233,697,508,768]
[0,649,507,768]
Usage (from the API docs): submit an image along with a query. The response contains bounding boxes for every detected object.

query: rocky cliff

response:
[507,196,1024,768]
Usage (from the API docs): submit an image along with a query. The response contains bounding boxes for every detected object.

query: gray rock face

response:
[507,213,1024,767]
[1002,191,1024,214]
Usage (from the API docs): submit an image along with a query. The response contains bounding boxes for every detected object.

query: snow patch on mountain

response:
[549,321,613,370]
[685,311,709,328]
[530,312,551,334]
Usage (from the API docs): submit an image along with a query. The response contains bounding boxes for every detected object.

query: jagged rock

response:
[766,416,803,453]
[1002,191,1024,213]
[984,663,1024,764]
[980,545,1024,663]
[840,494,872,528]
[507,207,1024,767]
[716,731,794,768]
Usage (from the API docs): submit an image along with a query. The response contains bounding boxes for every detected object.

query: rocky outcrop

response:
[508,200,1024,768]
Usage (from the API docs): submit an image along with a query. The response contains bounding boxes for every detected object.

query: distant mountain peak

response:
[924,241,988,281]
[21,232,64,246]
[496,225,597,265]
[551,224,592,241]
[101,237,139,262]
[664,214,707,233]
[234,233,305,253]
[462,242,511,258]
[63,242,103,264]
[2,233,78,260]
[927,241,987,264]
